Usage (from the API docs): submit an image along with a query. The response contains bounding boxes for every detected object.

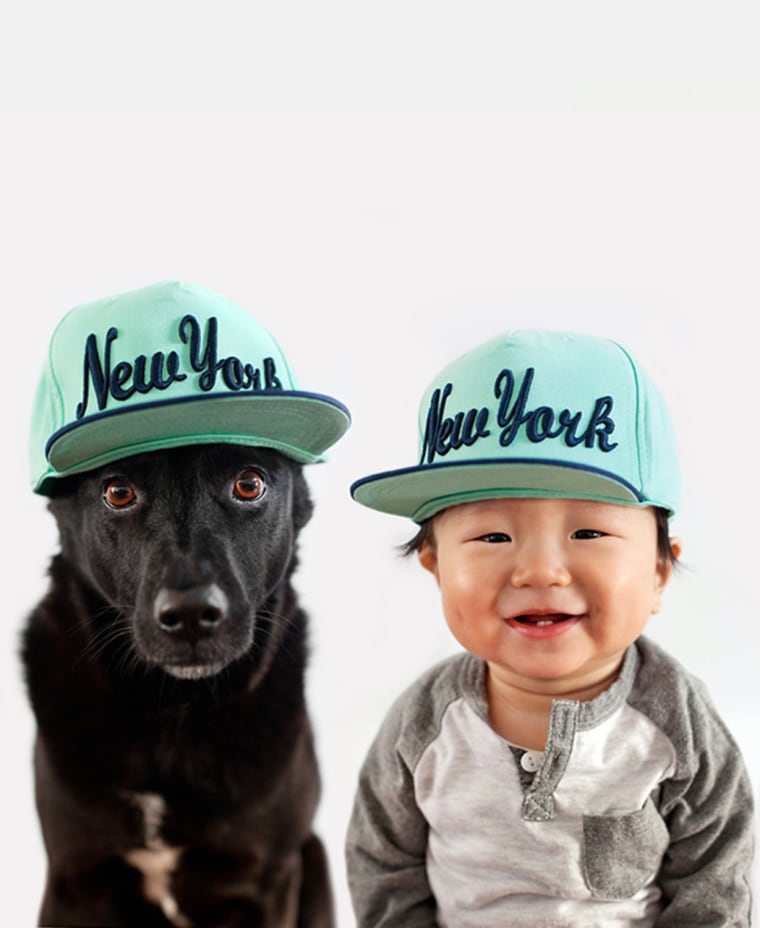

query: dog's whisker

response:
[115,641,144,676]
[67,605,121,638]
[252,610,303,662]
[74,624,134,668]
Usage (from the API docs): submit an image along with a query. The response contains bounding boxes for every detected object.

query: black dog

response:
[22,443,333,927]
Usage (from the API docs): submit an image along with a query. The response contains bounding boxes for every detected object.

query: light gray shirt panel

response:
[417,697,674,926]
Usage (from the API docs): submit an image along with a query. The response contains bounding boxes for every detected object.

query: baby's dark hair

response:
[401,506,679,568]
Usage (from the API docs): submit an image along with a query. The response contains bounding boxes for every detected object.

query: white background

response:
[1,3,758,924]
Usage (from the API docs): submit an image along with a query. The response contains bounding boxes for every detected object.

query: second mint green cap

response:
[31,281,351,494]
[351,329,680,522]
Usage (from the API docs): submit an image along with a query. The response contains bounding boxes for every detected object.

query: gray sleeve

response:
[634,641,754,925]
[345,658,470,927]
[345,709,437,926]
[656,706,753,925]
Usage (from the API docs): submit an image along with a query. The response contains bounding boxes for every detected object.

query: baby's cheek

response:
[440,589,488,637]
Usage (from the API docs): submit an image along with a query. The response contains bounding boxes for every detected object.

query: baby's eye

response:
[572,529,606,540]
[477,532,512,544]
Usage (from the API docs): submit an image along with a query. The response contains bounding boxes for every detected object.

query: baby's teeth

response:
[535,619,554,627]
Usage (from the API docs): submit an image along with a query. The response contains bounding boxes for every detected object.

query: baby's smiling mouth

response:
[509,611,580,627]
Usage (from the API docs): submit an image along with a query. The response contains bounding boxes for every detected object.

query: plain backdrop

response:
[1,3,758,925]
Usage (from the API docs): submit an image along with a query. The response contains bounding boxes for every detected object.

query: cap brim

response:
[351,458,646,523]
[38,391,351,493]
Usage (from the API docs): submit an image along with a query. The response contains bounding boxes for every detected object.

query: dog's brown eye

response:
[103,479,137,509]
[233,469,266,502]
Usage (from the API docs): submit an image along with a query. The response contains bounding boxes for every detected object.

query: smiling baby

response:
[346,329,753,927]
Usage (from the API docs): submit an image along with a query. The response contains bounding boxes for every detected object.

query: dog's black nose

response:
[153,584,229,641]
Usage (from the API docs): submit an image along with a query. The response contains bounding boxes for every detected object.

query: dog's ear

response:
[46,477,89,570]
[46,473,82,502]
[291,468,314,532]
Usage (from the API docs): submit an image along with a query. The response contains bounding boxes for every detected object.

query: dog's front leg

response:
[297,833,335,928]
[170,845,330,928]
[33,740,176,928]
[38,858,176,928]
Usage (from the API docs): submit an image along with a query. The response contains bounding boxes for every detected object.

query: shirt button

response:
[521,750,543,773]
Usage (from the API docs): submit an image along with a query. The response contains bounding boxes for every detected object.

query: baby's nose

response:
[509,542,571,588]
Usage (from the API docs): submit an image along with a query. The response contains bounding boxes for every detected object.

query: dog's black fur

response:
[22,443,333,927]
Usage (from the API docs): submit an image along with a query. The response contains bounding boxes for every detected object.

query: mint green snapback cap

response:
[31,281,351,495]
[351,330,680,522]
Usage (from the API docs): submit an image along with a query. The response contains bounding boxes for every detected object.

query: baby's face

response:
[418,497,673,698]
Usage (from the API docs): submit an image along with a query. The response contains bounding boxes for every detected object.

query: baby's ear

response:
[418,542,438,579]
[652,537,681,613]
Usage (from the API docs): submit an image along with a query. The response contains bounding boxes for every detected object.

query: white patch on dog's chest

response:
[124,792,192,928]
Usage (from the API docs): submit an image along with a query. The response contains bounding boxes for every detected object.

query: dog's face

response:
[48,444,313,681]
